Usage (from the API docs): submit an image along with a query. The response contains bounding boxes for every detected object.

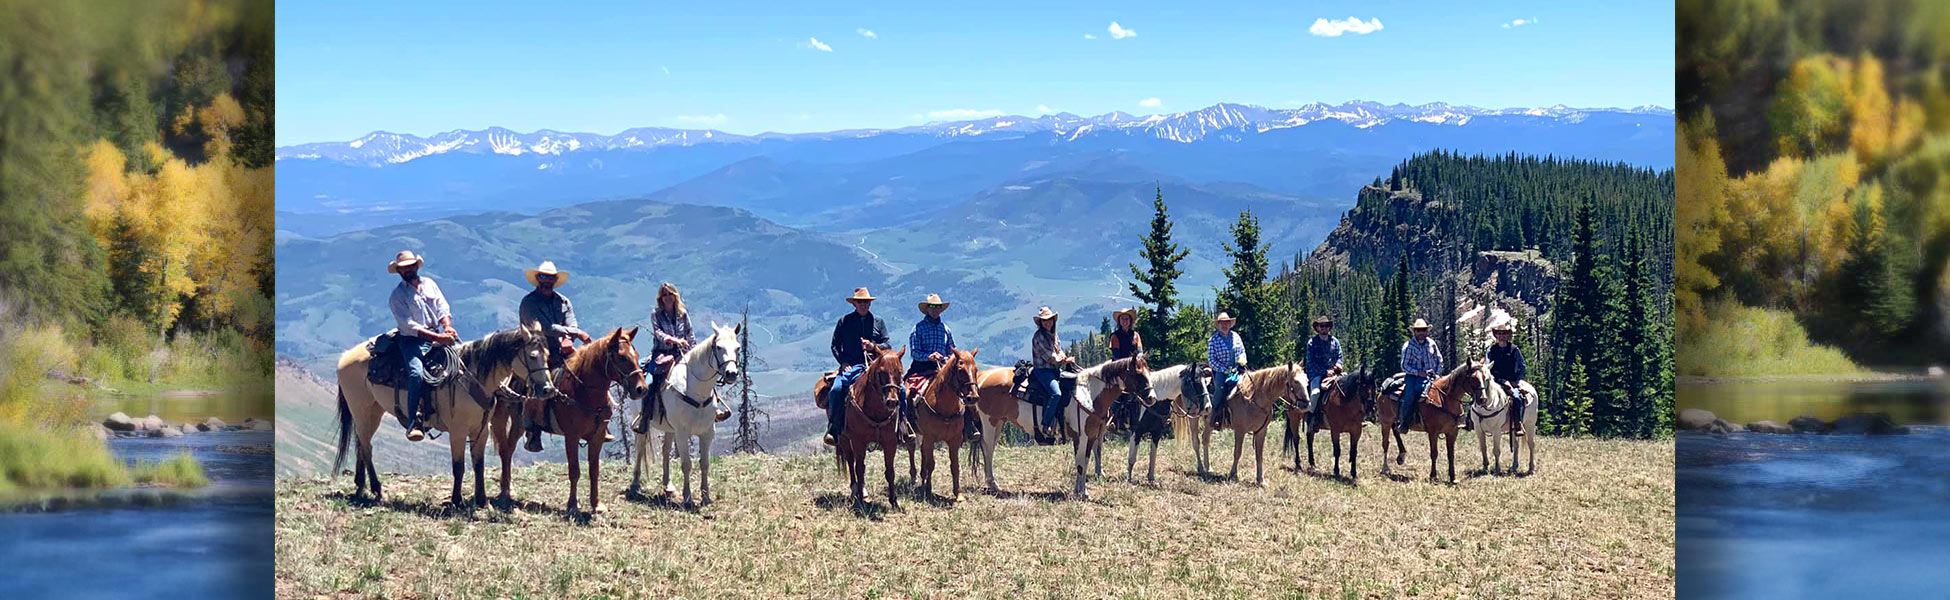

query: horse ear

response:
[969,347,979,359]
[733,322,742,335]
[896,345,907,359]
[626,326,640,341]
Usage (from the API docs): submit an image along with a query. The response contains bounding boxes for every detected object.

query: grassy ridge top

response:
[275,434,1672,599]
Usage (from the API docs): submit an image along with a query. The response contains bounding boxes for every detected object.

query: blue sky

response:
[276,0,1675,144]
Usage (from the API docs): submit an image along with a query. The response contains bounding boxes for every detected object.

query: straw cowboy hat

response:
[1313,315,1334,326]
[524,260,569,287]
[846,287,876,302]
[1033,307,1059,322]
[1491,321,1514,333]
[1213,311,1237,325]
[917,293,950,311]
[1409,318,1432,331]
[1112,308,1138,322]
[386,250,424,273]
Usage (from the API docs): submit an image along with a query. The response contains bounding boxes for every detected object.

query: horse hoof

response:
[593,504,608,515]
[953,494,964,503]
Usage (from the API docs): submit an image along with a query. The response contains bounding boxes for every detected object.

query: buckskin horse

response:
[1377,360,1489,483]
[814,341,907,508]
[629,322,741,507]
[1216,363,1307,486]
[909,348,981,502]
[334,323,555,507]
[1300,366,1377,480]
[537,327,650,515]
[1124,363,1211,485]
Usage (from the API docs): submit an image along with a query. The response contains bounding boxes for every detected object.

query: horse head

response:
[946,348,981,407]
[859,341,905,414]
[1126,352,1158,404]
[516,322,558,397]
[1179,362,1214,413]
[705,321,743,386]
[606,326,649,399]
[1282,362,1307,405]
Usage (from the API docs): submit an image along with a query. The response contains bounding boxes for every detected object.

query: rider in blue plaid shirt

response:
[1395,319,1443,434]
[906,294,958,379]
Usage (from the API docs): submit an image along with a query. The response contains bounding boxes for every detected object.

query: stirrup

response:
[822,433,837,447]
[406,427,425,442]
[632,413,650,435]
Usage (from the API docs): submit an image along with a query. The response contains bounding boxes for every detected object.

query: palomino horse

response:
[909,348,981,502]
[1377,361,1488,483]
[334,323,555,507]
[1471,371,1538,476]
[1217,363,1307,486]
[629,322,741,507]
[1125,363,1212,485]
[542,327,649,515]
[814,341,907,508]
[1302,367,1378,480]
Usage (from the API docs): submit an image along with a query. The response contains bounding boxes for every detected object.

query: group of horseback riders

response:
[383,249,727,450]
[816,285,1532,446]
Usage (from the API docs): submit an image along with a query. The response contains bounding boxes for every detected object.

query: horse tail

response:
[1282,413,1299,455]
[332,386,352,476]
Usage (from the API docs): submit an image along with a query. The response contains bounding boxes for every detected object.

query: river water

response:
[1677,379,1950,597]
[0,394,273,599]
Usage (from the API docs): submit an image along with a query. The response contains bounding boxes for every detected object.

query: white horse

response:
[1123,363,1213,485]
[628,322,741,507]
[1470,367,1537,476]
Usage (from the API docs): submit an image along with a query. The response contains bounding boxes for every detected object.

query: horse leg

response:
[1071,434,1089,499]
[628,425,645,496]
[981,419,1002,491]
[1446,432,1457,484]
[352,436,370,498]
[1426,429,1439,481]
[493,409,515,504]
[1350,429,1362,481]
[565,439,581,514]
[1304,421,1316,472]
[1526,427,1536,475]
[850,444,866,507]
[1252,429,1266,486]
[1479,422,1492,475]
[920,437,936,498]
[1394,429,1407,465]
[1146,438,1159,484]
[661,431,676,497]
[883,439,900,509]
[1332,431,1343,479]
[1124,430,1140,484]
[471,435,488,507]
[677,432,694,507]
[947,440,963,502]
[448,430,467,507]
[1228,429,1243,481]
[588,433,604,514]
[699,433,715,505]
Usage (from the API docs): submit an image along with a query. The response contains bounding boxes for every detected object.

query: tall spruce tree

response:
[1128,187,1189,364]
[1220,209,1281,367]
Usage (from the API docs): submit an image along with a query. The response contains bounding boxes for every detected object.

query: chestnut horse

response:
[1376,360,1488,483]
[909,348,981,502]
[335,323,555,507]
[813,341,907,508]
[1217,363,1307,486]
[539,327,650,515]
[1302,367,1377,480]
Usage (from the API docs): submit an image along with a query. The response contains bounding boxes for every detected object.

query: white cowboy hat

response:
[917,293,950,311]
[846,287,877,302]
[1213,311,1237,324]
[386,250,424,273]
[1410,318,1432,330]
[1112,307,1138,322]
[1033,307,1059,322]
[1491,322,1514,333]
[524,260,569,287]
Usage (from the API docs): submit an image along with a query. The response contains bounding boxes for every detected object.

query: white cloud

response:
[857,28,877,39]
[675,114,729,126]
[805,37,832,52]
[1308,16,1384,37]
[1108,21,1137,39]
[925,108,1004,120]
[1083,33,1097,40]
[1500,17,1537,29]
[1035,105,1057,115]
[1138,97,1162,108]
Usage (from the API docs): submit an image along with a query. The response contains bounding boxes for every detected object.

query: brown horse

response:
[813,340,907,508]
[1063,355,1155,499]
[1218,363,1307,486]
[1302,366,1377,480]
[1376,360,1488,483]
[910,348,981,502]
[536,327,649,515]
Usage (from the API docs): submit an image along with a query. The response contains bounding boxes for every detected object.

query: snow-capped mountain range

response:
[277,101,1673,167]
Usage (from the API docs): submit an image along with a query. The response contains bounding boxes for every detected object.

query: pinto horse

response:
[631,322,740,507]
[334,323,555,507]
[909,348,981,502]
[1125,363,1211,485]
[540,327,649,515]
[1302,367,1377,480]
[1062,355,1156,499]
[813,341,907,508]
[1377,361,1488,483]
[1218,363,1307,486]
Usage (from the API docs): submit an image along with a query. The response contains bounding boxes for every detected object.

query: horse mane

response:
[454,327,526,375]
[1444,361,1476,380]
[565,328,624,376]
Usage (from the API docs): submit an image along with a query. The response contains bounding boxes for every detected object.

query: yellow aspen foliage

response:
[1676,115,1729,331]
[195,93,245,160]
[1889,98,1927,157]
[81,140,129,233]
[1771,54,1851,158]
[1848,53,1893,165]
[1795,153,1861,278]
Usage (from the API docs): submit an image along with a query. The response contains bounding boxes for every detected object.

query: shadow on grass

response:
[619,486,699,513]
[811,491,898,520]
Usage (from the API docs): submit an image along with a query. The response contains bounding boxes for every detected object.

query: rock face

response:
[1746,421,1793,434]
[1708,418,1739,434]
[1832,412,1910,435]
[104,412,136,432]
[1469,251,1560,316]
[1678,408,1718,431]
[204,417,226,431]
[142,415,166,431]
[1789,415,1830,433]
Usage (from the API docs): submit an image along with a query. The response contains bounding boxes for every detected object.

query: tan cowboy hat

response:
[1313,315,1334,326]
[846,287,876,302]
[1033,306,1059,322]
[1410,318,1432,330]
[1112,307,1138,321]
[386,250,424,273]
[1213,311,1236,324]
[524,260,569,287]
[917,293,950,311]
[1491,321,1514,333]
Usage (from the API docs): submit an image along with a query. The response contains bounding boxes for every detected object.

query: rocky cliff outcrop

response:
[1303,185,1462,276]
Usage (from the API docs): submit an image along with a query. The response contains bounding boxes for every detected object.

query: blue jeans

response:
[1306,371,1330,406]
[1032,367,1063,429]
[1211,371,1240,414]
[1398,375,1430,428]
[827,364,864,434]
[400,337,433,428]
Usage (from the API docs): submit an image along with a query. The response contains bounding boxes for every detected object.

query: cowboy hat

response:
[1033,307,1059,322]
[1112,308,1138,321]
[524,260,569,287]
[846,287,876,302]
[917,293,950,311]
[1213,311,1236,324]
[1491,322,1514,333]
[1313,315,1334,326]
[386,250,424,273]
[1409,318,1431,330]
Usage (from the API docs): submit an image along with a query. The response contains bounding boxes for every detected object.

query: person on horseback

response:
[1488,321,1528,436]
[824,287,891,447]
[1302,315,1344,429]
[1032,307,1079,440]
[517,260,596,451]
[1207,311,1247,428]
[1108,308,1144,427]
[906,294,958,381]
[1394,318,1443,434]
[634,282,713,434]
[386,250,457,442]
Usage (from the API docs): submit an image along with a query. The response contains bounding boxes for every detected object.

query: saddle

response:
[1008,360,1079,407]
[366,330,461,424]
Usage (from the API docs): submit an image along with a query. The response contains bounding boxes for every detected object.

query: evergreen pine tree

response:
[1128,187,1189,364]
[1220,209,1279,368]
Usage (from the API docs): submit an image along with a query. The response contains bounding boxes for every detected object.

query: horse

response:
[1471,371,1538,476]
[1061,355,1156,499]
[333,323,555,507]
[1175,365,1219,476]
[813,340,907,508]
[1124,363,1212,485]
[1302,366,1377,480]
[909,348,981,502]
[1376,361,1488,483]
[630,322,741,507]
[1217,363,1307,486]
[536,327,649,515]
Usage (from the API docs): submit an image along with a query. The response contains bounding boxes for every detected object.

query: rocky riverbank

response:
[97,412,272,441]
[1677,408,1912,435]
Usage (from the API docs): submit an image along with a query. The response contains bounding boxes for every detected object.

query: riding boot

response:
[1394,396,1413,434]
[824,394,844,447]
[634,395,654,434]
[1462,409,1475,431]
[1510,388,1527,436]
[897,390,915,445]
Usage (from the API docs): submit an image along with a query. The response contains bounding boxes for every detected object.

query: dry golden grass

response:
[274,430,1673,599]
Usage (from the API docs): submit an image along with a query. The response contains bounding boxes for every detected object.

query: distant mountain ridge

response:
[278,101,1675,167]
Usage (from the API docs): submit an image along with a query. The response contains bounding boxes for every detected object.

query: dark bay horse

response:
[1302,366,1377,480]
[1377,361,1488,483]
[910,348,980,502]
[813,341,907,508]
[541,327,649,515]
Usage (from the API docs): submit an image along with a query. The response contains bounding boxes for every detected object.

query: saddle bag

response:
[365,330,455,390]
